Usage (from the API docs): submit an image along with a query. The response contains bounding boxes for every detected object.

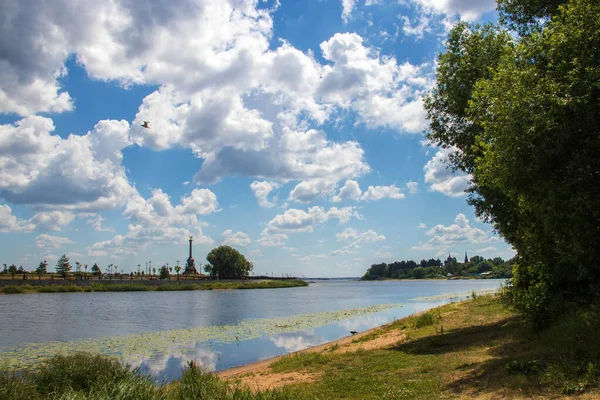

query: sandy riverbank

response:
[217,313,408,391]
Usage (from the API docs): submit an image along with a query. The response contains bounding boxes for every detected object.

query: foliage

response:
[35,261,47,277]
[55,255,71,278]
[159,265,170,280]
[411,310,442,329]
[361,256,513,280]
[205,246,253,279]
[8,265,17,278]
[90,263,100,276]
[425,0,600,327]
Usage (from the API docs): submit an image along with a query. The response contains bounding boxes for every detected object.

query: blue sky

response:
[0,0,513,277]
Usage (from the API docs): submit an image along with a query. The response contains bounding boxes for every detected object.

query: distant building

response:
[185,236,197,274]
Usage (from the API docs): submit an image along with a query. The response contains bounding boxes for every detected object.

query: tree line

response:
[361,255,513,280]
[1,245,253,281]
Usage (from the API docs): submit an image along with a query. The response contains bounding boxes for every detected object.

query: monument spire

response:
[185,235,196,274]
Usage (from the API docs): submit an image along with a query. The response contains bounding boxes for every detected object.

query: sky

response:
[0,0,514,277]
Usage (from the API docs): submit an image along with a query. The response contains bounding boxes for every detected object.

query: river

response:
[0,279,505,381]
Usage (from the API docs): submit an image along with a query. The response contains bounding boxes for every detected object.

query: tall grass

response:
[412,310,442,328]
[0,353,296,400]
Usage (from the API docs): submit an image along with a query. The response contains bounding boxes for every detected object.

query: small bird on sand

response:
[141,121,150,129]
[350,331,358,335]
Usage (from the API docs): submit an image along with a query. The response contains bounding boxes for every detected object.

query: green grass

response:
[0,353,295,400]
[251,296,600,399]
[0,280,308,295]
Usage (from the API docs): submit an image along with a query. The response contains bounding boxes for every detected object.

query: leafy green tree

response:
[159,265,170,280]
[425,0,600,327]
[174,265,182,280]
[8,264,17,280]
[55,255,71,280]
[205,246,253,279]
[91,263,100,276]
[36,260,47,280]
[2,264,7,274]
[413,267,425,279]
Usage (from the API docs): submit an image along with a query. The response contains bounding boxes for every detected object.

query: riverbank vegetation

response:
[3,295,599,398]
[361,255,513,280]
[0,279,308,295]
[425,0,600,328]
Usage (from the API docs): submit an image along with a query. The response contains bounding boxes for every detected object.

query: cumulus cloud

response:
[263,206,361,236]
[331,181,406,202]
[0,116,135,211]
[250,181,280,208]
[406,180,419,195]
[361,185,405,201]
[0,204,34,233]
[424,148,471,197]
[331,180,362,202]
[35,233,74,249]
[336,227,386,250]
[289,179,337,203]
[341,0,359,23]
[412,213,497,252]
[403,0,497,21]
[222,229,251,247]
[87,189,216,257]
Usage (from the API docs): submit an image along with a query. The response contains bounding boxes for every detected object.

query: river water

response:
[0,279,505,381]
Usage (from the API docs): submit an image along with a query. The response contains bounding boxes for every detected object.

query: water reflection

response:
[268,329,325,352]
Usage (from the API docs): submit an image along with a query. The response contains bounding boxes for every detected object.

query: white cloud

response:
[424,148,471,197]
[332,181,406,202]
[88,189,216,257]
[341,0,359,23]
[35,233,74,249]
[257,233,288,247]
[250,181,280,208]
[318,33,433,133]
[289,179,337,203]
[331,180,362,202]
[336,227,386,250]
[412,213,497,252]
[406,180,419,195]
[222,229,251,247]
[84,214,115,232]
[418,222,427,229]
[30,211,75,231]
[400,14,432,39]
[263,206,361,235]
[361,185,405,201]
[0,116,135,211]
[404,0,497,21]
[0,204,34,233]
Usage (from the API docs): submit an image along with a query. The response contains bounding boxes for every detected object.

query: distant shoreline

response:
[0,279,308,294]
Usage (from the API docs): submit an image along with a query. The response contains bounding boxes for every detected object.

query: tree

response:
[205,246,253,279]
[91,263,100,276]
[425,0,600,327]
[2,264,7,274]
[36,260,47,280]
[55,255,71,279]
[174,265,182,280]
[159,265,170,280]
[8,264,17,280]
[413,267,425,279]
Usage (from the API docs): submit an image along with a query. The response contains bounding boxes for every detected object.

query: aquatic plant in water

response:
[0,303,401,371]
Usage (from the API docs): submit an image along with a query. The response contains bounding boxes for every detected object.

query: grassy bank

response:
[0,353,294,400]
[3,295,599,399]
[229,295,600,398]
[0,279,308,294]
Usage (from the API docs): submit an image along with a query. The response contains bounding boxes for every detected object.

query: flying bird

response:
[350,331,358,335]
[141,121,150,129]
